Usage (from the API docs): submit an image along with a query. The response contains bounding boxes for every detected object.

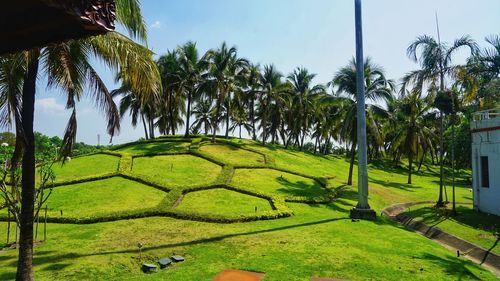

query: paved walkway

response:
[382,201,500,277]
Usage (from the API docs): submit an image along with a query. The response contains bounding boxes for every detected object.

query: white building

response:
[471,108,500,216]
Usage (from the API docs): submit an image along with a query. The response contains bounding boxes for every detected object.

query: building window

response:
[480,156,490,188]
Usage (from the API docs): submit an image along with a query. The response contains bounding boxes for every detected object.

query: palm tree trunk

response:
[16,49,40,281]
[141,113,149,140]
[184,92,192,137]
[224,98,230,138]
[250,98,256,140]
[212,96,222,143]
[347,141,356,186]
[408,150,413,184]
[437,111,445,206]
[149,118,155,138]
[239,125,242,139]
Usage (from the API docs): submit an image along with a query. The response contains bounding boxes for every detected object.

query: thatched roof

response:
[0,0,116,55]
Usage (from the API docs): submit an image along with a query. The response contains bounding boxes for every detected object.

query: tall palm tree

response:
[244,63,262,140]
[201,42,248,142]
[331,58,393,185]
[3,1,159,279]
[177,42,208,137]
[406,34,477,206]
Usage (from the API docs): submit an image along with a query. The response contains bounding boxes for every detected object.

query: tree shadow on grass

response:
[8,217,350,269]
[275,176,327,199]
[369,177,423,192]
[420,253,484,280]
[119,142,189,154]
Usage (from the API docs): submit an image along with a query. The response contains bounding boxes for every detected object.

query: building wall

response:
[471,117,500,216]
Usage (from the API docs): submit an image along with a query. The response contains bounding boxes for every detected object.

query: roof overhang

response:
[1,0,116,55]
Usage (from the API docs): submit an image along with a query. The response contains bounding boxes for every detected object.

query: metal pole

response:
[354,0,369,209]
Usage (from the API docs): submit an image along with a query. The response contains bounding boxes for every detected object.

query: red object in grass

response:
[212,269,265,281]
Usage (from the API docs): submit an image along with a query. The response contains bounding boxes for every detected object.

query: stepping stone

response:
[141,263,157,273]
[159,257,173,268]
[171,255,185,262]
[212,269,265,281]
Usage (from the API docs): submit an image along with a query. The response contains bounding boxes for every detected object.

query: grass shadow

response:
[420,253,483,280]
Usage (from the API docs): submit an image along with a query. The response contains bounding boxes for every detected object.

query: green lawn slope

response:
[0,136,496,280]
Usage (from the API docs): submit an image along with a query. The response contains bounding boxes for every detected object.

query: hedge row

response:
[189,150,226,167]
[49,172,119,188]
[189,137,202,150]
[131,151,190,158]
[119,173,171,193]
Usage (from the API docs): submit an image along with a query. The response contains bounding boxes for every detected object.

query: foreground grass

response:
[406,203,500,255]
[176,188,273,217]
[0,202,494,280]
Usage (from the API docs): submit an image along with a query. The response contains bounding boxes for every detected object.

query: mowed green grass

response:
[199,144,265,166]
[132,155,221,187]
[232,168,329,200]
[0,203,494,280]
[50,154,119,182]
[116,141,191,154]
[0,139,496,280]
[176,188,273,217]
[406,203,500,255]
[43,177,167,218]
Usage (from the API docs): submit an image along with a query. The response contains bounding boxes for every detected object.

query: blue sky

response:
[31,0,500,144]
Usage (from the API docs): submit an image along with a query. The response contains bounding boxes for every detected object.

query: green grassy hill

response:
[0,136,497,280]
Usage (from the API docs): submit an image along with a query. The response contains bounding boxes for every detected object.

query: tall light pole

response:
[350,0,376,220]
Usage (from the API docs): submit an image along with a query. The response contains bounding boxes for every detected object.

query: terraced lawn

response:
[50,154,119,182]
[231,168,330,200]
[199,144,265,166]
[176,188,273,217]
[132,155,221,187]
[116,141,191,154]
[42,177,168,218]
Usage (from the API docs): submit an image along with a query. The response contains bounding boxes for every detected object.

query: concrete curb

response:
[381,201,500,277]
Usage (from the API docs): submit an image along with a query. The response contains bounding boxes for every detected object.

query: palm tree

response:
[111,76,151,139]
[4,1,159,279]
[156,50,186,136]
[287,67,325,150]
[191,98,214,135]
[202,42,249,142]
[331,58,393,185]
[256,65,288,145]
[389,91,435,184]
[244,63,261,140]
[177,42,208,137]
[229,107,252,139]
[406,34,477,206]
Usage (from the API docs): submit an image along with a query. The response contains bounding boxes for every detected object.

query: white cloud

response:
[150,20,162,29]
[35,98,65,115]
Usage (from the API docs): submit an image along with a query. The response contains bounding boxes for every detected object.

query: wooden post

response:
[43,205,48,242]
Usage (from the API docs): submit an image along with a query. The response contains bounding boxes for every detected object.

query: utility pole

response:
[350,0,376,220]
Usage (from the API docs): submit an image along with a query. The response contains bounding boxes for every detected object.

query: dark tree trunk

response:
[250,98,256,140]
[149,118,155,138]
[212,96,222,143]
[141,113,149,140]
[184,92,192,137]
[239,125,242,139]
[224,98,230,138]
[437,111,445,207]
[16,49,40,281]
[408,150,413,184]
[347,141,356,186]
